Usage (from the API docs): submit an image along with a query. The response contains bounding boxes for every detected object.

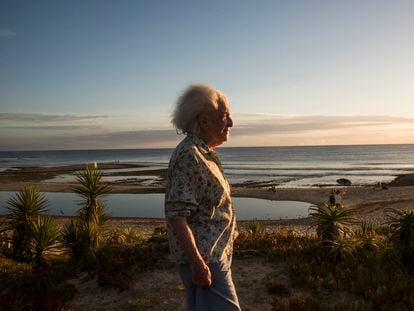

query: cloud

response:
[0,125,104,131]
[0,29,16,38]
[232,114,414,136]
[0,113,109,123]
[228,114,414,147]
[0,129,180,150]
[83,129,179,146]
[1,113,414,150]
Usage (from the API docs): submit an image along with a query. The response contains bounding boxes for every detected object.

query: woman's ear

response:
[198,113,210,130]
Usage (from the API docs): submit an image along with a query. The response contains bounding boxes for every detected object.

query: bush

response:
[271,293,321,311]
[96,231,170,290]
[104,227,143,245]
[0,256,76,310]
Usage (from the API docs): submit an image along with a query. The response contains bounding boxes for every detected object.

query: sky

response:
[1,0,414,150]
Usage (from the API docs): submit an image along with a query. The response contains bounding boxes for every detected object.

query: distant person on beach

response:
[334,190,342,208]
[329,190,335,207]
[164,84,240,310]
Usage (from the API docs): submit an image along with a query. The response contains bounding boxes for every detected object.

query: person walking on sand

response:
[329,190,335,207]
[164,84,240,311]
[334,190,342,209]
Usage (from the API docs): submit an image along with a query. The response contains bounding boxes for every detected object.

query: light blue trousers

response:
[178,263,241,311]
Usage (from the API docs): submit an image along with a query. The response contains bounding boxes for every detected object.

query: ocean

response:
[1,144,414,187]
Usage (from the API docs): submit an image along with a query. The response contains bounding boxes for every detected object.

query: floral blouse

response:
[164,135,237,268]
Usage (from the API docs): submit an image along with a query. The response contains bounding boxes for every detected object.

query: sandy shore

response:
[2,163,414,232]
[2,179,414,233]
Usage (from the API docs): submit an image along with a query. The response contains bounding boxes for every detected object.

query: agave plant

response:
[31,216,60,266]
[356,235,381,252]
[104,229,126,245]
[321,239,356,263]
[3,187,48,261]
[104,227,143,245]
[309,204,356,241]
[122,227,143,243]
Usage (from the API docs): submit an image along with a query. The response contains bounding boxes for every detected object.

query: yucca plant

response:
[72,167,110,254]
[72,167,110,226]
[31,216,60,266]
[387,209,414,247]
[61,220,99,266]
[61,220,87,260]
[309,204,356,241]
[387,209,414,273]
[3,187,48,261]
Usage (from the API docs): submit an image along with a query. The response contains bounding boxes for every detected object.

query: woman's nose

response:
[227,116,233,127]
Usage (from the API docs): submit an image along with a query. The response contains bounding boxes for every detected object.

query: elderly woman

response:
[165,84,240,310]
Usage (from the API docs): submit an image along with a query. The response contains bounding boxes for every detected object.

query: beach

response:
[2,163,414,310]
[2,163,414,231]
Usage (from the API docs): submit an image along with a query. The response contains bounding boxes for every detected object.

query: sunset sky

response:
[1,1,414,150]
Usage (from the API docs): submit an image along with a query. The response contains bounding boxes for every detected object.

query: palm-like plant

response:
[72,167,110,225]
[71,167,111,258]
[61,220,87,260]
[387,209,414,247]
[31,216,60,266]
[387,209,414,273]
[309,204,356,241]
[3,187,48,261]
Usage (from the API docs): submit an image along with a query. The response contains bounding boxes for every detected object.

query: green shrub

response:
[246,220,265,236]
[387,209,414,274]
[309,204,356,241]
[271,293,321,311]
[0,256,76,310]
[96,231,170,290]
[104,227,143,245]
[61,219,88,261]
[31,216,61,266]
[71,167,111,260]
[2,187,48,261]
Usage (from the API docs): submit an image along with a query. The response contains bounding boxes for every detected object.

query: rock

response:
[388,173,414,187]
[336,178,352,186]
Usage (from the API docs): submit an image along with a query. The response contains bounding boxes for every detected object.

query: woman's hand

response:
[168,218,213,288]
[191,259,212,288]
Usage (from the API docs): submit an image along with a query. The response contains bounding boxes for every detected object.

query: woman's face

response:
[200,99,233,149]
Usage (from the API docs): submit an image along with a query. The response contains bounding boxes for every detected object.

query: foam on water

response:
[2,144,414,186]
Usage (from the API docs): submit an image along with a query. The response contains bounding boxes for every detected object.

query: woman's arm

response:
[168,218,212,288]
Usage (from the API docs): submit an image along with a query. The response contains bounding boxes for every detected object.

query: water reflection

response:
[0,192,310,220]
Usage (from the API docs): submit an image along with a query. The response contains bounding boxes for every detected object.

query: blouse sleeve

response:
[165,148,201,219]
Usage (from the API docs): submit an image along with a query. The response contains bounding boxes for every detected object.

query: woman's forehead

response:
[217,98,231,113]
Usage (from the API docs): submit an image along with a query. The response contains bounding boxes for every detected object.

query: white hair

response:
[172,84,227,136]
